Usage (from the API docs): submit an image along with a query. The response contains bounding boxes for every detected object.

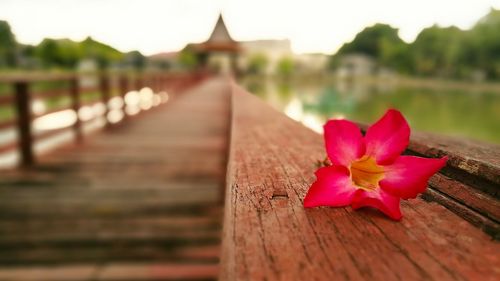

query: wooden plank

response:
[220,82,500,281]
[32,88,68,100]
[96,263,219,281]
[0,262,219,281]
[356,126,500,233]
[409,131,500,187]
[426,173,499,236]
[0,72,75,83]
[0,94,14,106]
[0,118,15,130]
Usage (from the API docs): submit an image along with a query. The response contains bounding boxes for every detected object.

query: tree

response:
[80,37,123,69]
[461,9,500,79]
[124,50,146,70]
[179,47,199,70]
[276,56,295,77]
[330,23,410,73]
[35,38,82,68]
[411,25,463,77]
[247,53,268,74]
[337,24,405,59]
[0,21,18,67]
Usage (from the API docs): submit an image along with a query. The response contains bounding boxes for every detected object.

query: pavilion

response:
[188,15,241,74]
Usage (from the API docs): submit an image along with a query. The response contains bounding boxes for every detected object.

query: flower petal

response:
[323,119,365,167]
[304,165,357,208]
[365,109,410,165]
[380,156,447,199]
[351,188,402,220]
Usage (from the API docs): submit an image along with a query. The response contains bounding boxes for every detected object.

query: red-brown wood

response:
[119,74,129,121]
[0,78,230,280]
[0,119,16,130]
[99,74,111,128]
[14,81,34,166]
[69,78,83,143]
[32,88,68,100]
[356,124,500,236]
[0,95,14,106]
[219,82,500,281]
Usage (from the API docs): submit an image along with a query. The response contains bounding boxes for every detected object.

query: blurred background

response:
[0,0,499,148]
[0,0,499,280]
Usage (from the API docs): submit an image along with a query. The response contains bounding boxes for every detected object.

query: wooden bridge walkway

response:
[0,75,498,281]
[0,78,230,280]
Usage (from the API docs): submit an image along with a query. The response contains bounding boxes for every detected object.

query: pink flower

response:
[303,109,447,220]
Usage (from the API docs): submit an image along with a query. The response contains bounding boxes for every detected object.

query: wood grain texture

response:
[356,123,500,236]
[409,131,500,188]
[220,82,500,281]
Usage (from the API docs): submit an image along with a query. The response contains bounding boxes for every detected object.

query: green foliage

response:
[0,21,18,67]
[461,9,500,79]
[411,26,463,77]
[276,56,295,77]
[247,53,269,74]
[178,47,199,70]
[0,22,129,70]
[330,9,500,80]
[35,38,82,68]
[123,50,146,70]
[332,23,411,73]
[33,37,124,69]
[80,37,123,69]
[338,24,404,59]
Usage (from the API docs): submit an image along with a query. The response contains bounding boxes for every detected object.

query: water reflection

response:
[32,87,165,132]
[239,77,500,144]
[0,87,169,168]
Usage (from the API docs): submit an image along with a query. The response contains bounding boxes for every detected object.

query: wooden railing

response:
[219,81,499,280]
[0,71,204,167]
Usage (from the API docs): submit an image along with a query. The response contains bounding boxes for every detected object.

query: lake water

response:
[239,77,500,144]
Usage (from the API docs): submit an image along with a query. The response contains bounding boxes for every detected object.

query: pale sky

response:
[0,0,499,55]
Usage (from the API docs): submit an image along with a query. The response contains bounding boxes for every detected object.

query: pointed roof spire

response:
[207,14,235,43]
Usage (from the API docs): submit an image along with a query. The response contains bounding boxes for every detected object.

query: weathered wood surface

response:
[356,125,500,237]
[409,131,500,188]
[0,78,230,280]
[220,82,500,281]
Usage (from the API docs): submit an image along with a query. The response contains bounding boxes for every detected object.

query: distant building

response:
[148,52,179,70]
[238,39,293,74]
[187,15,241,74]
[77,59,99,88]
[294,53,329,74]
[180,14,329,75]
[335,54,376,78]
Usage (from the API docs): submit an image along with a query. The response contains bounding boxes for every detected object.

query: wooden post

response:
[119,74,128,120]
[150,74,156,92]
[161,75,167,92]
[157,74,163,93]
[70,78,83,142]
[14,81,34,167]
[99,73,111,127]
[135,73,143,92]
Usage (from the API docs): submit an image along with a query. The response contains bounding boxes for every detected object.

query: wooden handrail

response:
[220,81,499,280]
[0,71,201,167]
[0,95,14,106]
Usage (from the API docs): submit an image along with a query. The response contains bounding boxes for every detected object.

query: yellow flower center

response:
[350,155,385,191]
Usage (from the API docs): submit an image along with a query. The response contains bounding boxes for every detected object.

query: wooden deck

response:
[0,78,230,280]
